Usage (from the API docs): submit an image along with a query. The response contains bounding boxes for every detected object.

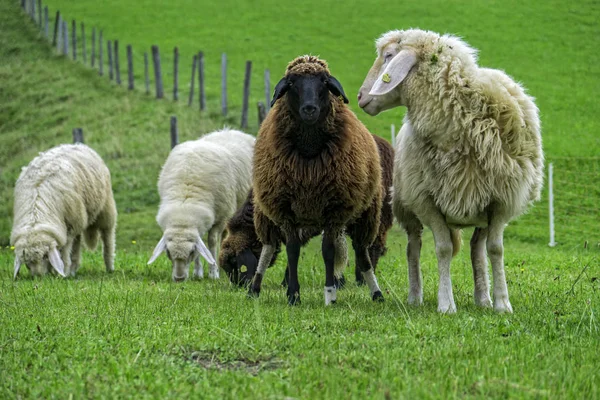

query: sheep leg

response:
[207,226,222,279]
[406,225,423,305]
[285,238,302,305]
[71,234,82,275]
[487,214,513,313]
[100,226,115,273]
[322,232,337,305]
[470,227,492,307]
[248,244,276,298]
[354,263,365,286]
[355,247,384,302]
[193,256,204,279]
[281,265,289,287]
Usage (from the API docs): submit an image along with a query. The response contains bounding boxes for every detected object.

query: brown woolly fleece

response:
[253,86,382,249]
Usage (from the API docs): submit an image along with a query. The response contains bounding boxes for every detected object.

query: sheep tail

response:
[83,227,100,250]
[451,228,462,258]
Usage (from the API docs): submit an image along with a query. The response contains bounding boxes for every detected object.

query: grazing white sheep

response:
[148,128,255,282]
[358,29,544,313]
[11,144,117,278]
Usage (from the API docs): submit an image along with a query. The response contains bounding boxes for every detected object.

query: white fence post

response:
[548,163,556,247]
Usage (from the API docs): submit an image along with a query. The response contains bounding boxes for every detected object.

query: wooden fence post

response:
[173,47,179,101]
[52,11,59,46]
[170,116,178,149]
[151,45,164,99]
[114,40,121,85]
[241,61,252,130]
[264,69,271,112]
[81,23,86,63]
[72,128,84,144]
[221,53,227,116]
[198,51,205,110]
[30,0,35,21]
[127,45,134,90]
[188,55,197,106]
[62,20,68,56]
[257,102,266,126]
[91,27,96,67]
[107,40,113,80]
[71,20,76,60]
[98,30,103,75]
[43,6,48,37]
[37,0,42,28]
[144,52,150,94]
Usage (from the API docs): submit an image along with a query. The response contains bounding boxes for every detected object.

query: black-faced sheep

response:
[358,29,544,313]
[249,55,385,305]
[147,128,255,282]
[11,144,117,278]
[220,134,394,289]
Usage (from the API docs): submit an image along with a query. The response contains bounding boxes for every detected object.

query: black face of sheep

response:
[271,73,349,125]
[221,249,257,287]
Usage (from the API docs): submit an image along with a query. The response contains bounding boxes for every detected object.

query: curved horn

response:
[195,236,216,265]
[48,247,66,277]
[147,235,167,265]
[13,254,22,279]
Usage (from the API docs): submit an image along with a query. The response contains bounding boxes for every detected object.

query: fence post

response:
[62,20,68,56]
[37,0,42,28]
[198,51,205,110]
[170,116,178,149]
[114,40,121,85]
[127,45,134,90]
[221,53,227,116]
[173,47,179,101]
[30,0,35,20]
[21,0,25,11]
[56,16,62,52]
[52,11,59,46]
[72,128,84,144]
[98,30,104,75]
[188,55,197,106]
[107,40,113,80]
[257,102,266,126]
[548,163,556,247]
[43,6,48,38]
[81,23,86,63]
[71,20,76,60]
[264,69,270,112]
[151,45,164,99]
[241,61,252,130]
[91,27,96,67]
[144,52,150,94]
[390,124,395,145]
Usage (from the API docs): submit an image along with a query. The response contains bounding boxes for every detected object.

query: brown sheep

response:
[220,134,395,289]
[248,55,384,306]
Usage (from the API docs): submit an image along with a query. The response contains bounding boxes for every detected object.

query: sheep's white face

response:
[165,233,198,282]
[358,41,406,115]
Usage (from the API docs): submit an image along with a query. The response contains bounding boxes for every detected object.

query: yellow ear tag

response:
[382,73,391,83]
[338,95,344,101]
[240,265,248,273]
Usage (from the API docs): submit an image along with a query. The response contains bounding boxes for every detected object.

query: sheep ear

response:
[147,235,167,265]
[13,255,22,279]
[48,247,66,277]
[326,76,349,104]
[270,77,290,107]
[369,50,418,96]
[236,248,258,278]
[195,236,216,266]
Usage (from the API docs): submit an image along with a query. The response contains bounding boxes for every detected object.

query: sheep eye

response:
[384,53,393,62]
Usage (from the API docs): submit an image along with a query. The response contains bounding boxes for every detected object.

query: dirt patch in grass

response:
[187,351,283,376]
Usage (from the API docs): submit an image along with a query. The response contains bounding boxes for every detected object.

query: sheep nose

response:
[302,105,317,115]
[357,91,362,101]
[172,275,186,282]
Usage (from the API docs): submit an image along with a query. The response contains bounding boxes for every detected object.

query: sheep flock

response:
[9,29,543,314]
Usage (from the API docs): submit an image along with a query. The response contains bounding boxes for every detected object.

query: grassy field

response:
[1,0,599,398]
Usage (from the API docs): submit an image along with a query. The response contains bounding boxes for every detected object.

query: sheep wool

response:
[11,143,117,278]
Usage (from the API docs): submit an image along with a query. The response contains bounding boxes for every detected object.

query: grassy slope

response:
[0,0,599,398]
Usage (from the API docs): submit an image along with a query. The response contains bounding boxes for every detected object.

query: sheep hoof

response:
[494,300,513,313]
[287,292,301,306]
[437,303,457,314]
[372,291,384,302]
[407,292,423,306]
[247,286,260,298]
[475,295,493,308]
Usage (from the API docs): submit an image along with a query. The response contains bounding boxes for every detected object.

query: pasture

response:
[0,0,599,398]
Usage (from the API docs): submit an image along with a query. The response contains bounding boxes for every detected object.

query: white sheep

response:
[147,128,255,281]
[11,144,117,278]
[358,29,544,313]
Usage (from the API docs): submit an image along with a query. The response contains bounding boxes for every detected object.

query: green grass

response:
[1,0,599,398]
